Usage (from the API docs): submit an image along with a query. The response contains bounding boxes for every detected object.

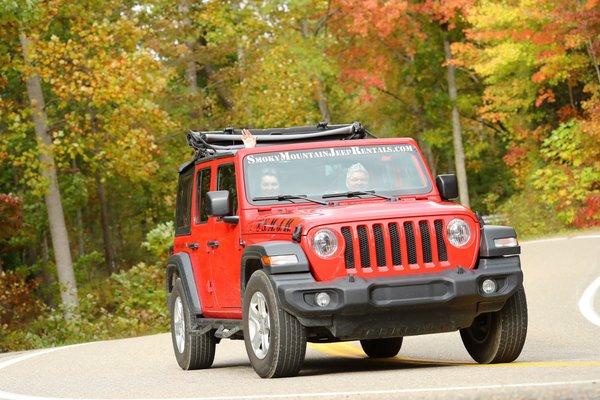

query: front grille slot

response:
[419,220,432,263]
[373,224,386,267]
[341,218,450,272]
[404,222,417,264]
[388,222,402,266]
[434,219,447,261]
[341,226,354,268]
[357,225,371,268]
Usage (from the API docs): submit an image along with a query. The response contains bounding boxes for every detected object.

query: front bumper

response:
[269,256,523,340]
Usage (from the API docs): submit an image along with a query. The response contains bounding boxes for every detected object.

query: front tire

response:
[460,285,528,364]
[169,278,216,370]
[243,270,307,378]
[360,337,403,358]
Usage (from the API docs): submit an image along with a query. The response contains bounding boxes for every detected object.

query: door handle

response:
[187,242,199,250]
[207,240,219,248]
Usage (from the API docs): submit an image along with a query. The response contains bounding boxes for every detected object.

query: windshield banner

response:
[246,145,415,164]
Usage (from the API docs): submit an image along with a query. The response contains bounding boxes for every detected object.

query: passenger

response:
[346,163,370,191]
[241,128,256,148]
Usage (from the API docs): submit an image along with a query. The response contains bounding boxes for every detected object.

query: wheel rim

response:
[248,291,271,359]
[173,296,185,353]
[468,313,492,343]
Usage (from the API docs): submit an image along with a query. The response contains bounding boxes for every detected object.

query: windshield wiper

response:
[252,194,327,205]
[321,190,393,200]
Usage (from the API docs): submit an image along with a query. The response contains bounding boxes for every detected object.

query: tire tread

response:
[460,285,528,364]
[170,279,216,370]
[243,271,306,378]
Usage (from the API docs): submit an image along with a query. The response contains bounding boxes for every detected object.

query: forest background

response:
[1,0,599,351]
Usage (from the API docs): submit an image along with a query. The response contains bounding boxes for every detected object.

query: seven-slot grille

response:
[341,219,448,271]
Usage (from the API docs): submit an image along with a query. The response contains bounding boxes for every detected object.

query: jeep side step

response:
[191,318,243,339]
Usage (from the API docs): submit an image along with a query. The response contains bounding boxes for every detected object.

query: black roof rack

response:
[186,121,373,159]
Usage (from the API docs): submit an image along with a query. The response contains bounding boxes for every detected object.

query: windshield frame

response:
[240,139,435,206]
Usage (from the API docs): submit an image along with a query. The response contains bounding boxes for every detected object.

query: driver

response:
[260,169,280,196]
[346,163,370,191]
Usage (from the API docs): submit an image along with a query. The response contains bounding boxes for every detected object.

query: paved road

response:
[1,235,599,400]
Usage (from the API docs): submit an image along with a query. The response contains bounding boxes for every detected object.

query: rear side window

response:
[217,163,237,215]
[175,169,193,235]
[195,167,212,223]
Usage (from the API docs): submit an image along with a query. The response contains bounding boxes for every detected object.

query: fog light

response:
[482,279,497,294]
[315,292,331,307]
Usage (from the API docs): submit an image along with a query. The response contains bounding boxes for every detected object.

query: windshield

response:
[243,143,432,204]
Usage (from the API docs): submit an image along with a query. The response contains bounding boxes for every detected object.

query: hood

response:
[242,199,477,236]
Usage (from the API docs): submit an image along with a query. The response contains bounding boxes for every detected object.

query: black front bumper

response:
[269,256,523,340]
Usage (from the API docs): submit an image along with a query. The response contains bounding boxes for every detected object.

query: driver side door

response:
[208,161,242,312]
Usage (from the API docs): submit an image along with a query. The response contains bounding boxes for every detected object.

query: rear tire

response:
[460,285,528,364]
[243,270,307,378]
[360,337,403,358]
[169,278,216,370]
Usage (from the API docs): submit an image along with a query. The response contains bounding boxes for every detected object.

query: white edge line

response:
[0,379,598,400]
[523,237,566,244]
[523,233,600,245]
[578,276,600,327]
[573,234,600,239]
[0,345,598,400]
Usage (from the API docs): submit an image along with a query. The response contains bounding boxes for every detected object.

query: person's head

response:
[260,169,279,196]
[346,163,370,190]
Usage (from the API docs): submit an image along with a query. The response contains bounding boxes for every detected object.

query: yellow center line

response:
[309,342,600,368]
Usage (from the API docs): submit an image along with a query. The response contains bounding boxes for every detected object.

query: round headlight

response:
[312,229,338,258]
[447,218,471,247]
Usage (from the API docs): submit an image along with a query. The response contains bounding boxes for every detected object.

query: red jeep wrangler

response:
[167,122,527,378]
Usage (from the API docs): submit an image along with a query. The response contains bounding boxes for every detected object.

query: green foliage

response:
[0,262,168,352]
[532,121,600,224]
[142,221,174,260]
[498,188,569,239]
[73,251,104,283]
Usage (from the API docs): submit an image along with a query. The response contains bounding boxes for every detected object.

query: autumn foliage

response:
[0,194,22,242]
[451,0,600,227]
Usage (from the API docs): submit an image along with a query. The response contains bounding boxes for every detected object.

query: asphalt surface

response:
[1,234,599,400]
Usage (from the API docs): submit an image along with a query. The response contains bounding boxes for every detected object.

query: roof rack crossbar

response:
[186,121,371,159]
[197,122,362,144]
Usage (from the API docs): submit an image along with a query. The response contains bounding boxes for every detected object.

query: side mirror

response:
[206,190,231,217]
[436,174,458,200]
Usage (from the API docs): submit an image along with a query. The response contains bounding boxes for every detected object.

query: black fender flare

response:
[240,241,310,293]
[479,225,521,258]
[166,252,202,316]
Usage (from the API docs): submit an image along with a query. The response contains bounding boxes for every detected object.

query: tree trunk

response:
[75,207,85,256]
[202,64,234,110]
[418,136,437,177]
[300,20,331,123]
[416,103,437,176]
[316,78,332,123]
[71,159,85,256]
[40,233,56,307]
[96,175,116,273]
[19,32,78,312]
[443,35,470,207]
[586,39,600,86]
[178,1,198,95]
[185,59,198,95]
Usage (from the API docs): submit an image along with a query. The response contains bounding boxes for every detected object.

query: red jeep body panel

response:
[174,138,480,319]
